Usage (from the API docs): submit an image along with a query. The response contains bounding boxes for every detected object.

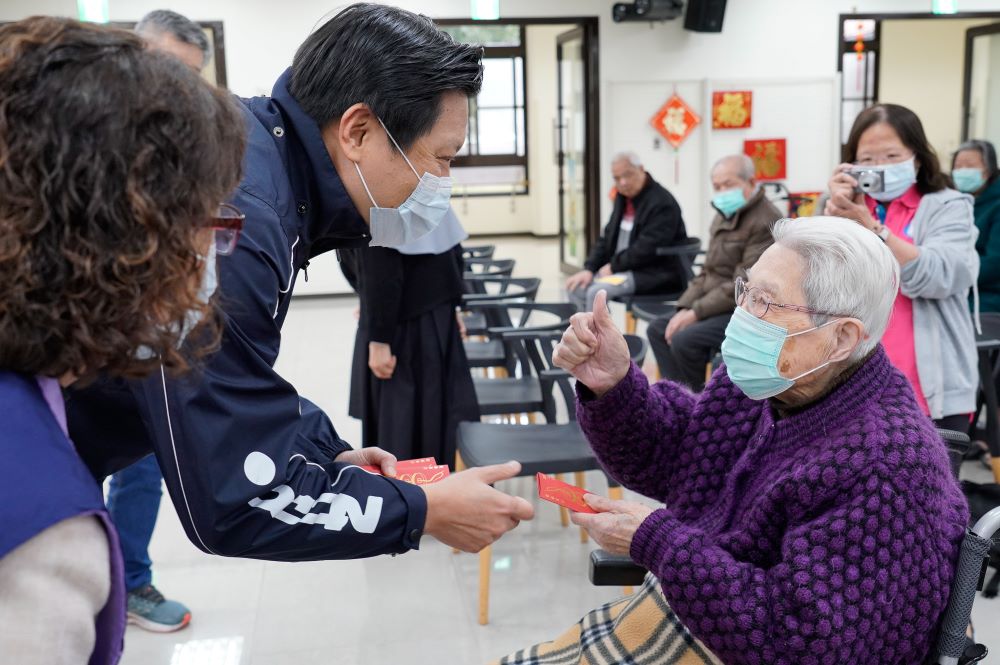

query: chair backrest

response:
[656,236,703,284]
[937,428,971,480]
[465,301,575,339]
[464,257,514,279]
[462,276,540,305]
[462,244,495,260]
[624,334,648,367]
[499,330,576,422]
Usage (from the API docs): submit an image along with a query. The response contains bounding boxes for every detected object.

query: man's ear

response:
[336,102,376,163]
[828,318,865,363]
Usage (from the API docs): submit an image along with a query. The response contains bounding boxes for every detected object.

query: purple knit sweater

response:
[578,346,968,665]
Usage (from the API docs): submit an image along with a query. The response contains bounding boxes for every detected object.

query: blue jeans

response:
[106,454,163,591]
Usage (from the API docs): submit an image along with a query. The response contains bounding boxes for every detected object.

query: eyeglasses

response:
[734,277,849,320]
[207,203,245,256]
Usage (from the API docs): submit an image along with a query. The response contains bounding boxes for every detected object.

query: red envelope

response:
[396,464,450,485]
[536,472,598,514]
[357,458,449,485]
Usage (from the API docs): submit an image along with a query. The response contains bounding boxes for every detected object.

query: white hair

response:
[711,154,755,182]
[612,151,643,168]
[771,216,900,361]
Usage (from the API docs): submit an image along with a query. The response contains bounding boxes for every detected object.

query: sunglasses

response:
[207,203,245,256]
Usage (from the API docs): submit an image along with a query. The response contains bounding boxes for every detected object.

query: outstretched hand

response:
[552,289,631,398]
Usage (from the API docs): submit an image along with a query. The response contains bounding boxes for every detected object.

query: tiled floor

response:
[119,236,999,665]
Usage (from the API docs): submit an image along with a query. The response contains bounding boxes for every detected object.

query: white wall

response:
[880,18,996,163]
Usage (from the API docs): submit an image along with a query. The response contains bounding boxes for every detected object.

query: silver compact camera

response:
[848,168,885,194]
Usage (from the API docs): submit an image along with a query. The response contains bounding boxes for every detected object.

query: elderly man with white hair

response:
[566,152,688,312]
[497,216,968,665]
[647,154,781,390]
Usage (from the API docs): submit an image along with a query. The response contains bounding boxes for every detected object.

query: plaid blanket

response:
[493,574,722,665]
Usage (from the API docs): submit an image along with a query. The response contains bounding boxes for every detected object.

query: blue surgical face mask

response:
[355,118,452,248]
[867,157,917,202]
[712,188,746,219]
[952,167,985,194]
[721,306,841,400]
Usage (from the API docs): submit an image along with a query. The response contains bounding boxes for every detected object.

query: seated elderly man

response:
[566,152,687,312]
[647,154,781,390]
[498,217,968,665]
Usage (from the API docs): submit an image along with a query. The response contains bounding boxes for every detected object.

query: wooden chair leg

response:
[479,544,492,625]
[556,473,570,527]
[704,361,712,386]
[624,310,637,335]
[527,412,538,424]
[608,486,623,501]
[575,471,588,543]
[623,585,634,595]
[453,452,467,554]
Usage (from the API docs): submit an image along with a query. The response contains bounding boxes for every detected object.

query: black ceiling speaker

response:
[612,0,684,23]
[684,0,727,32]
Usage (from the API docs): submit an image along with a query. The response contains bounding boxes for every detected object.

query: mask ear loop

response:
[377,116,421,180]
[783,317,858,381]
[354,162,380,208]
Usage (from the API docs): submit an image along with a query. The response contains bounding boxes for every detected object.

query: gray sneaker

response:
[126,584,191,633]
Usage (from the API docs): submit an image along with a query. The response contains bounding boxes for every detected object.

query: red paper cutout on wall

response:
[712,91,752,129]
[744,138,787,181]
[650,94,701,149]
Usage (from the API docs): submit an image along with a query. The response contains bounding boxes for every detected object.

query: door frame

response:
[436,16,600,258]
[962,22,1000,141]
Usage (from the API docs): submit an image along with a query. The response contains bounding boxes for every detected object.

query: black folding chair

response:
[461,276,541,337]
[463,301,575,373]
[615,236,703,334]
[462,244,495,260]
[464,257,514,278]
[457,331,648,625]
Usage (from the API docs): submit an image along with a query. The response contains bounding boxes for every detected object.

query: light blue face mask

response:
[711,188,746,219]
[721,306,841,400]
[867,157,917,202]
[952,167,985,194]
[355,118,453,248]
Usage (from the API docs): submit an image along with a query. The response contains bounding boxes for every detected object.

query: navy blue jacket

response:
[66,69,428,561]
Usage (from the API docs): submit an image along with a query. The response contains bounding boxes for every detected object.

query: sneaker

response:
[126,584,191,633]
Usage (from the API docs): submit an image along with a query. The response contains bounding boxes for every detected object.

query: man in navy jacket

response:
[67,4,533,562]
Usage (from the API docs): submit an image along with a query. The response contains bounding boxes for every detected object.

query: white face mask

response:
[355,117,453,248]
[135,244,218,359]
[868,157,917,202]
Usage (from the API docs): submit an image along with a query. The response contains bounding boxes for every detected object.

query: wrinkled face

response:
[954,148,986,172]
[144,31,205,72]
[611,158,646,198]
[711,159,753,198]
[855,121,917,169]
[742,244,836,390]
[352,90,467,216]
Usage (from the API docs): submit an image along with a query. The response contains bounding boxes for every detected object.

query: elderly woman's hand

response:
[825,163,878,230]
[570,494,655,556]
[552,290,631,398]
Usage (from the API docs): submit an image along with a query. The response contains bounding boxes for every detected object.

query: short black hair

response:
[289,3,482,150]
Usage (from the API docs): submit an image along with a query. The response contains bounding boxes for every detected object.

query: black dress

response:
[346,244,479,469]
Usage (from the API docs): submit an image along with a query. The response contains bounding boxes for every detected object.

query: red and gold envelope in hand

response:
[536,472,598,514]
[358,457,450,485]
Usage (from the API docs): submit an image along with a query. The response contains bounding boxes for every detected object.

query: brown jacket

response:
[676,189,782,320]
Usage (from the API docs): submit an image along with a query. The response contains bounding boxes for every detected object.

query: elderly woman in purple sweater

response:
[505,217,969,665]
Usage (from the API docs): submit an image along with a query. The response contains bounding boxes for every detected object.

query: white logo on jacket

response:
[243,451,383,533]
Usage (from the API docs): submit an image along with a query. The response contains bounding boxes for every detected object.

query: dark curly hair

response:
[0,17,245,383]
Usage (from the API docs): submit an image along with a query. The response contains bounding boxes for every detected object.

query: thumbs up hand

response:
[552,289,632,398]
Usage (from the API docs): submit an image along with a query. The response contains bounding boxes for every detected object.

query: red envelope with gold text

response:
[358,457,449,485]
[536,472,598,514]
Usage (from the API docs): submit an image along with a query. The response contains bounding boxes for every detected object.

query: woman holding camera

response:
[825,103,978,431]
